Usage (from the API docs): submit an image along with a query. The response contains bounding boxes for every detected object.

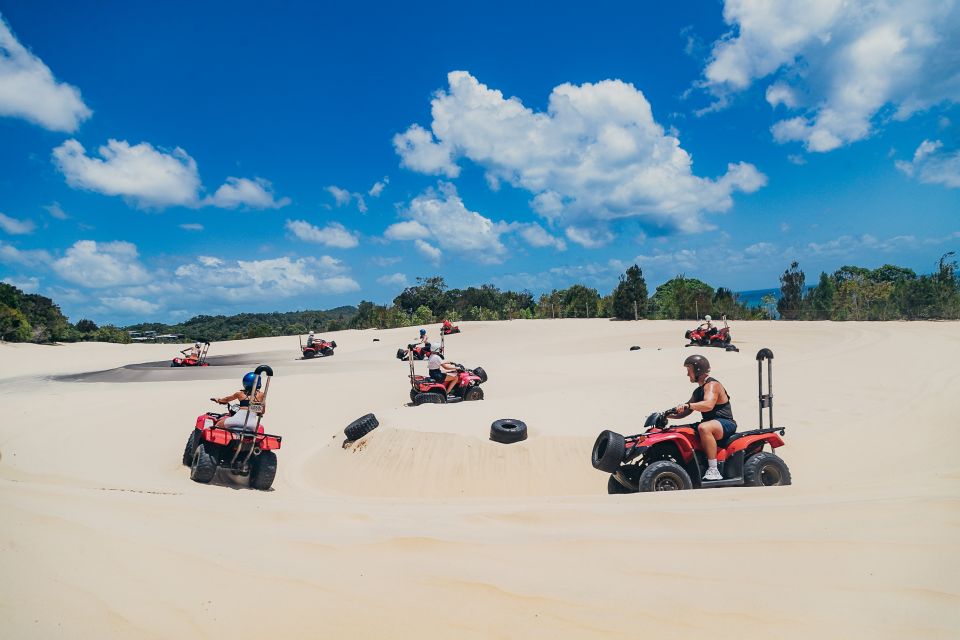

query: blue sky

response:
[0,1,958,325]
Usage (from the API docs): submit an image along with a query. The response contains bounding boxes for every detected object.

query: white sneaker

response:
[703,467,723,481]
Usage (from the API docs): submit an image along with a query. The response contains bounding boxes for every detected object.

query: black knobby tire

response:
[463,386,484,401]
[344,413,380,440]
[330,341,337,348]
[743,452,792,487]
[250,450,278,490]
[322,348,334,356]
[591,430,626,472]
[638,460,693,492]
[409,388,419,403]
[182,429,199,466]
[629,346,641,351]
[490,418,527,444]
[303,350,315,359]
[607,474,633,494]
[396,349,407,360]
[684,330,692,340]
[190,443,217,483]
[472,367,488,383]
[413,392,446,405]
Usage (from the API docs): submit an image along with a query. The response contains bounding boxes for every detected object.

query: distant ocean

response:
[736,288,780,308]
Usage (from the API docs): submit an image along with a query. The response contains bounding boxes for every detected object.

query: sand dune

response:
[1,320,958,638]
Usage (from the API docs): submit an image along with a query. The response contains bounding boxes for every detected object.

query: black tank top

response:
[692,377,736,425]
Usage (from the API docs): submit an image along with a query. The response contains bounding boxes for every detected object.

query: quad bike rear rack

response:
[228,364,273,470]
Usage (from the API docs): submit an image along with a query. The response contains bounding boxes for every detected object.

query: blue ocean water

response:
[736,288,781,308]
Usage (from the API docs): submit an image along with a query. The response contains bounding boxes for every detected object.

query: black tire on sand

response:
[490,418,527,444]
[638,460,692,492]
[250,450,278,490]
[190,443,217,483]
[743,452,792,486]
[591,430,626,473]
[344,413,380,441]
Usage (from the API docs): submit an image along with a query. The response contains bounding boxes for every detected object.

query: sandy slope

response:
[1,320,957,639]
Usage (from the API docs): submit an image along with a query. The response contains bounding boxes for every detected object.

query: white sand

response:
[1,320,957,638]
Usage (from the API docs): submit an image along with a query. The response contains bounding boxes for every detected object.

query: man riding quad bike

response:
[591,349,789,493]
[407,348,487,405]
[181,365,282,490]
[171,340,210,367]
[397,334,444,361]
[300,331,336,358]
[685,314,733,348]
[441,319,460,335]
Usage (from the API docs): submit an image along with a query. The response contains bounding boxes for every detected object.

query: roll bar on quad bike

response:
[228,364,274,470]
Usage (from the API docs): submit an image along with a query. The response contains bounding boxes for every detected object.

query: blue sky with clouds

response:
[1,1,958,324]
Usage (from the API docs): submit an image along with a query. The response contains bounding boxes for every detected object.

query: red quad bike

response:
[300,334,337,359]
[591,348,790,493]
[396,335,444,361]
[171,340,210,367]
[685,316,736,351]
[181,365,282,490]
[407,350,487,405]
[441,320,460,335]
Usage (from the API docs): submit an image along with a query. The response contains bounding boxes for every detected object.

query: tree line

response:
[776,252,960,320]
[3,253,957,344]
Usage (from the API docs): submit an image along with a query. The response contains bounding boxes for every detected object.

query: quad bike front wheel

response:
[463,386,484,401]
[743,452,791,486]
[322,347,334,356]
[190,443,217,484]
[250,450,278,490]
[638,460,692,492]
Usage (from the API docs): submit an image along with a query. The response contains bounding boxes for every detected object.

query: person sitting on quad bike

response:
[182,341,202,360]
[210,372,266,430]
[418,328,430,346]
[306,330,316,348]
[697,315,717,337]
[426,346,459,394]
[667,354,737,481]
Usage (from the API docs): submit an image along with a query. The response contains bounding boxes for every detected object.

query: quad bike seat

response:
[717,427,784,449]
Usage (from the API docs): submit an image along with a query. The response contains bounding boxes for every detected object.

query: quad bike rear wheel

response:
[743,452,791,486]
[413,392,446,405]
[182,430,199,466]
[638,460,692,492]
[190,443,217,484]
[250,450,278,490]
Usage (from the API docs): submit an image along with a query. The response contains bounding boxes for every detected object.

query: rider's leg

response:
[444,373,457,394]
[698,420,725,479]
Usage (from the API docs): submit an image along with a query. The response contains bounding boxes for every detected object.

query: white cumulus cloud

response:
[515,223,567,251]
[2,275,39,292]
[326,185,352,206]
[285,219,359,248]
[0,17,92,131]
[52,240,151,288]
[205,177,290,209]
[0,241,51,266]
[385,182,510,263]
[701,0,960,152]
[395,71,765,233]
[0,212,35,235]
[369,176,389,197]
[895,139,960,188]
[99,295,160,315]
[173,255,359,300]
[377,272,408,286]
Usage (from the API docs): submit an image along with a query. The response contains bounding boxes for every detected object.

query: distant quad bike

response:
[441,320,460,335]
[592,348,789,493]
[171,340,210,367]
[407,349,487,405]
[300,334,336,359]
[182,365,282,490]
[396,336,444,361]
[685,315,735,349]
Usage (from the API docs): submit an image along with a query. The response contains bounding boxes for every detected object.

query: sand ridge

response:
[1,319,958,638]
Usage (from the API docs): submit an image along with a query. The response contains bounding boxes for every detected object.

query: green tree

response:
[0,305,32,341]
[75,318,98,333]
[611,264,648,320]
[650,276,714,319]
[777,261,805,320]
[411,305,434,325]
[804,272,835,320]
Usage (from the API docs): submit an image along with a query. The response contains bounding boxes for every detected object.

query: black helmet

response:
[683,354,710,380]
[424,342,432,352]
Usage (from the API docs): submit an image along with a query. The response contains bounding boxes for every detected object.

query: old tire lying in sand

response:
[250,451,278,490]
[638,460,692,492]
[591,430,626,473]
[472,367,488,383]
[629,346,641,351]
[182,430,199,466]
[743,452,792,487]
[344,413,380,441]
[190,443,217,484]
[413,392,446,405]
[490,419,527,444]
[725,345,739,352]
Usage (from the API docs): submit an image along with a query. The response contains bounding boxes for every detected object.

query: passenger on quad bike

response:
[668,354,736,480]
[685,315,732,347]
[211,371,265,430]
[171,340,210,366]
[408,348,487,405]
[397,334,443,360]
[306,331,316,348]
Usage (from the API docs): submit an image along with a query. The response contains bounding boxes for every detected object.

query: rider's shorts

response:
[225,410,257,430]
[716,418,737,437]
[428,368,445,382]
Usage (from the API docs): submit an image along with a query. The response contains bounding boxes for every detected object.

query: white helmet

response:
[704,315,712,322]
[194,341,200,347]
[309,330,314,335]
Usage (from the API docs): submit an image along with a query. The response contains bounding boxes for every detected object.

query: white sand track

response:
[1,320,958,639]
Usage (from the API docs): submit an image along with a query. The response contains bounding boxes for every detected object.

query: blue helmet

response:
[242,372,261,391]
[419,328,426,335]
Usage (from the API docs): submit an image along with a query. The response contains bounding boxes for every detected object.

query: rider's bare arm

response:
[688,381,721,412]
[215,390,245,404]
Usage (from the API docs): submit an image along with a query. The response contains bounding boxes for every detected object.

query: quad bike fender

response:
[723,432,785,457]
[642,431,697,464]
